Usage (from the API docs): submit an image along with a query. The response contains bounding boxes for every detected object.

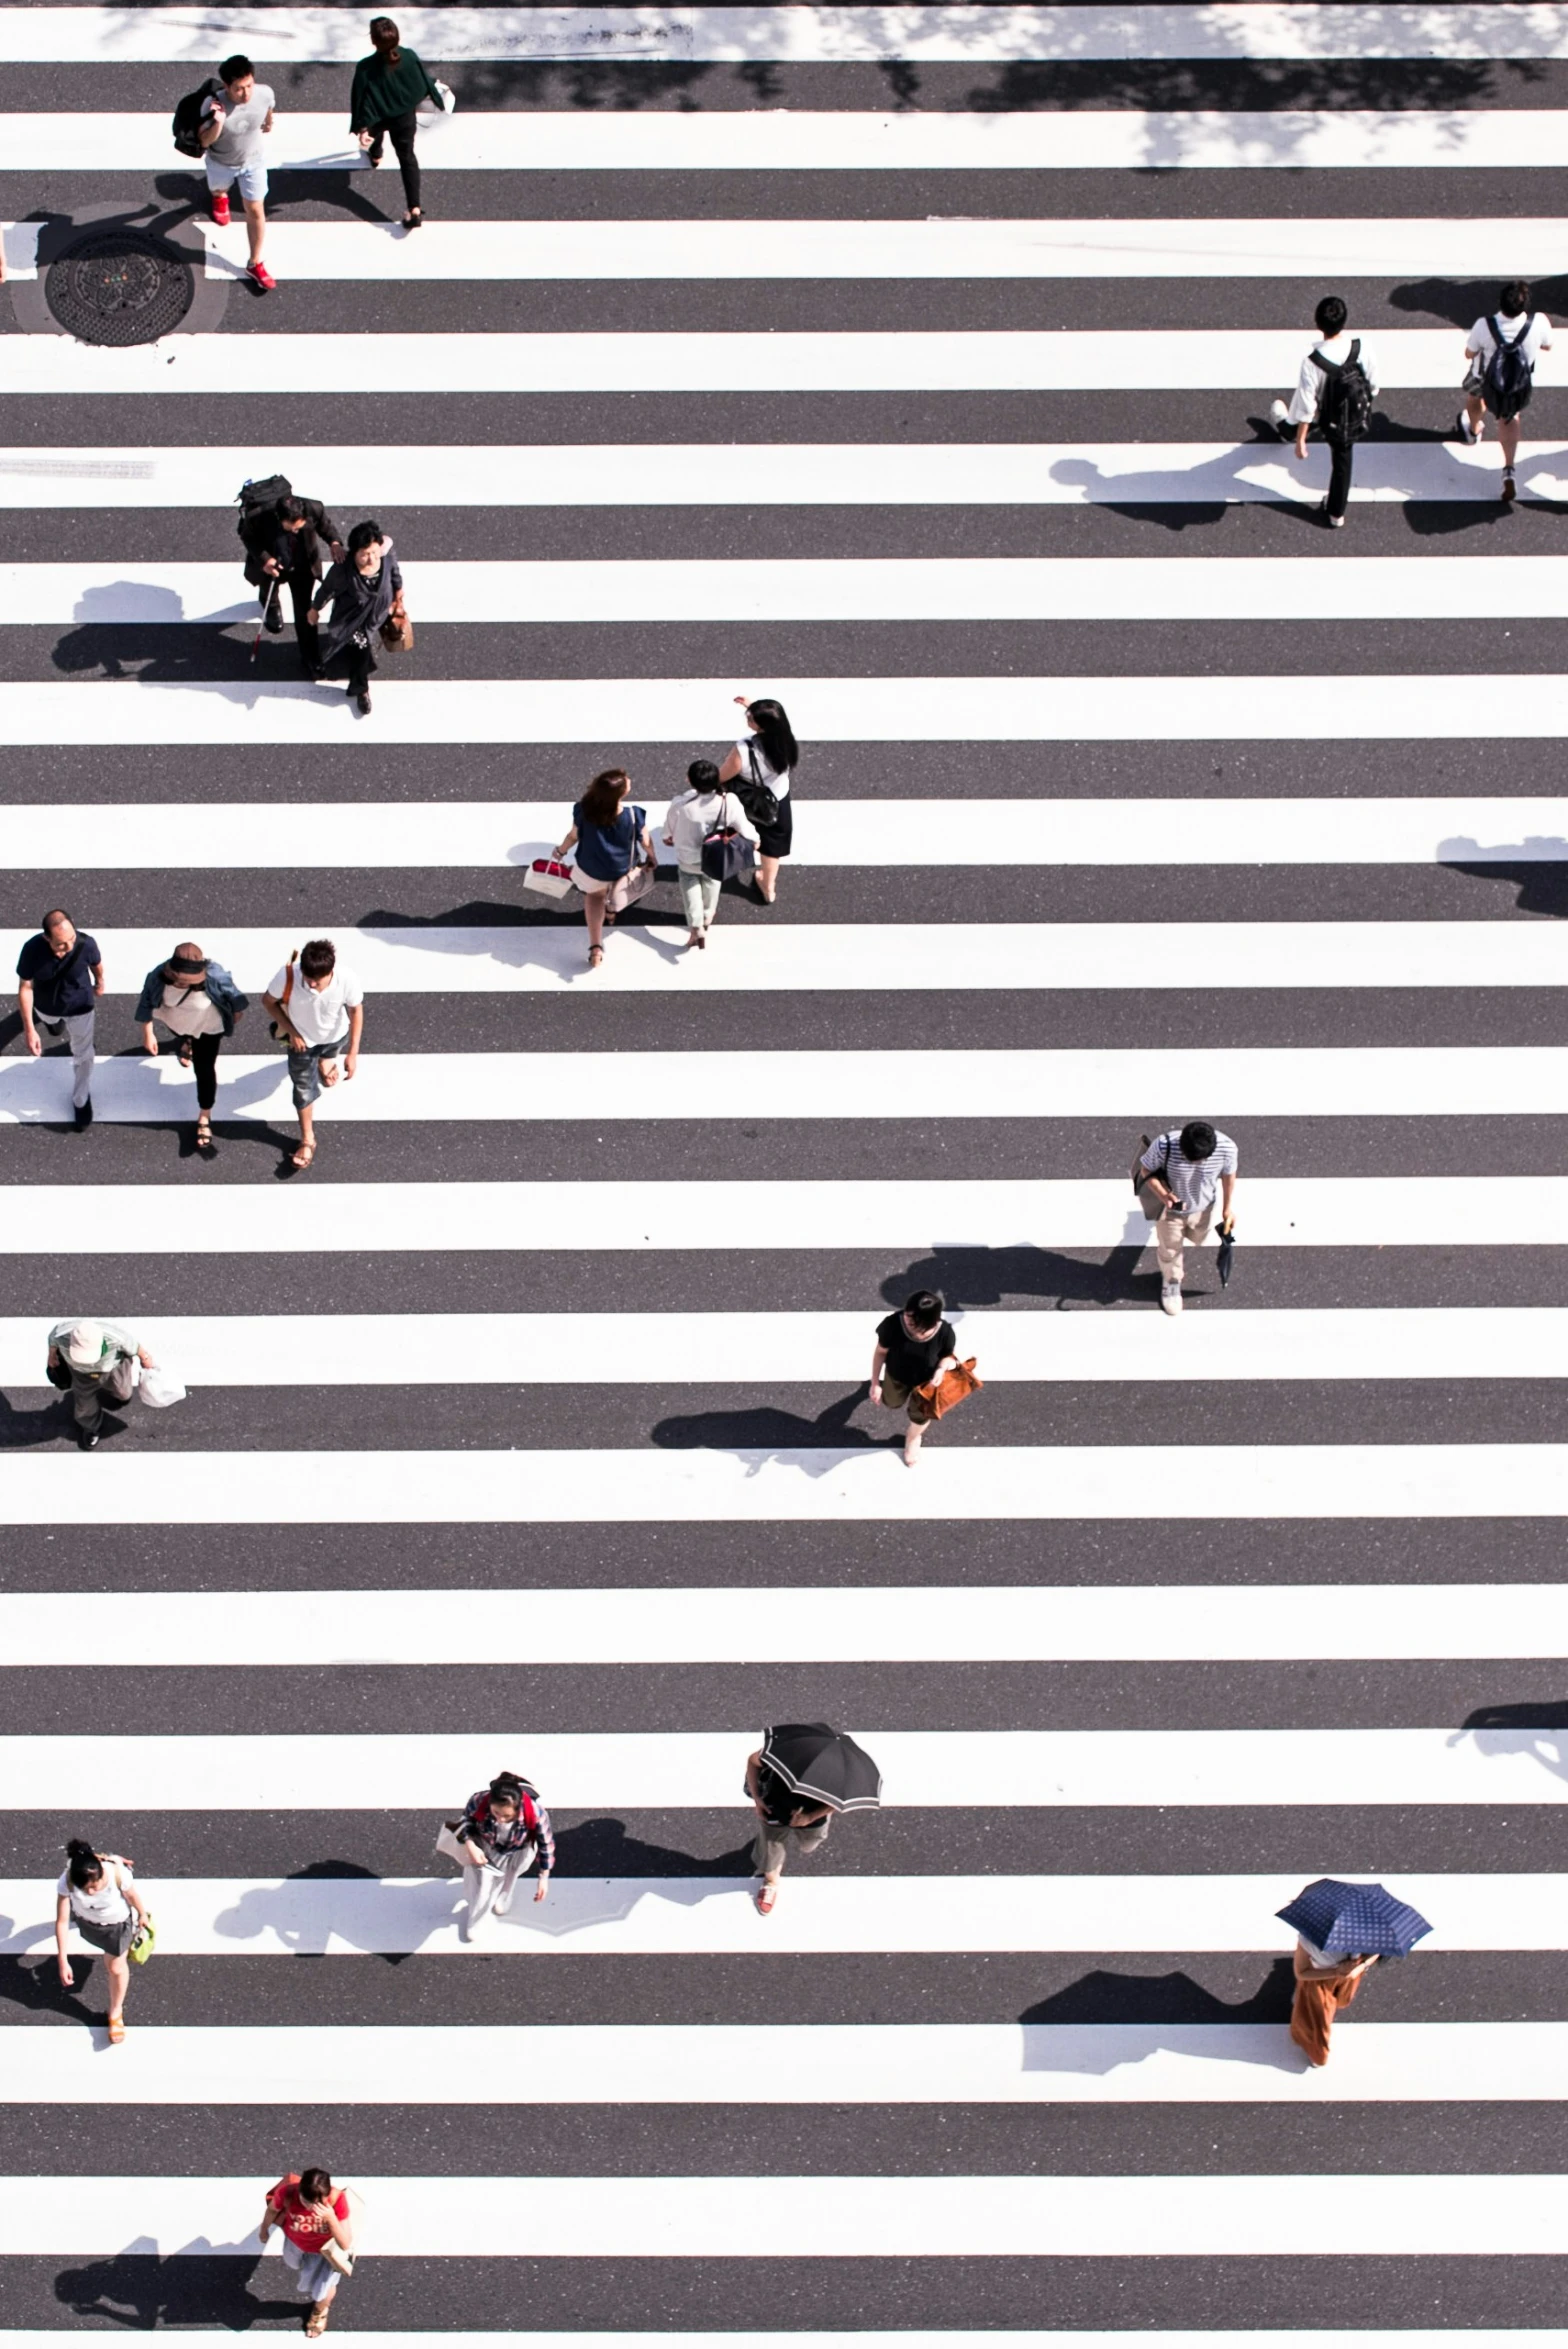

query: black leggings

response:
[369,110,421,210]
[187,1030,222,1112]
[320,638,377,696]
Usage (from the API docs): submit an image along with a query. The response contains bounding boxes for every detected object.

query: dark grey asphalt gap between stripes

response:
[7,1804,1566,1882]
[16,56,1568,111]
[18,617,1568,683]
[5,2251,1566,2334]
[0,865,1549,925]
[7,1658,1565,1738]
[0,1517,1560,1594]
[15,500,1568,567]
[5,1244,1559,1320]
[2,1375,1563,1452]
[8,163,1568,224]
[1,1115,1563,1185]
[8,392,1568,449]
[1,1950,1561,2029]
[0,739,1553,803]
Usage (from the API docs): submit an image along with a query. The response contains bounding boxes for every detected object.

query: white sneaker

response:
[1456,408,1478,445]
[1160,1281,1183,1316]
[1269,397,1292,441]
[492,1884,516,1916]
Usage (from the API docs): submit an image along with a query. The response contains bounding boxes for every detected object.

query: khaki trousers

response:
[1138,1183,1214,1286]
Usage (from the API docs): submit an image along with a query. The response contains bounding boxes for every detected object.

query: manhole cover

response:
[45,229,195,347]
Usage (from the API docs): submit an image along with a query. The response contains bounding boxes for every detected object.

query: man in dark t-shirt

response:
[17,908,104,1129]
[870,1288,958,1469]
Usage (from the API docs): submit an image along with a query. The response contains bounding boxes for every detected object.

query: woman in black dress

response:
[716,694,798,904]
[307,519,406,715]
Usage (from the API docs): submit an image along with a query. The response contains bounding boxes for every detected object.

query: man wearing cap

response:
[17,909,104,1132]
[46,1319,157,1451]
[1135,1119,1239,1317]
[135,941,249,1157]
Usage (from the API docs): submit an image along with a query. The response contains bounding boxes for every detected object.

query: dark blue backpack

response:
[1482,315,1536,422]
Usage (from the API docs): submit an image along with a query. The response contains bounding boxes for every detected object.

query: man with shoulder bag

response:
[1134,1119,1238,1317]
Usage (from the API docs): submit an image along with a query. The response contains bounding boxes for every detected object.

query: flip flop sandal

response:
[106,2012,126,2044]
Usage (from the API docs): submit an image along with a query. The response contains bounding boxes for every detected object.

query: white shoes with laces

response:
[1160,1281,1184,1316]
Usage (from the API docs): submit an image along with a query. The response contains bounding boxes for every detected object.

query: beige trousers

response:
[1138,1183,1214,1286]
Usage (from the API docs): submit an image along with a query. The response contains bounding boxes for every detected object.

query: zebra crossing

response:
[4,0,1568,2337]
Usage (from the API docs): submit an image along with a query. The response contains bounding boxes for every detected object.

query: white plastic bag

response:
[432,77,456,112]
[138,1364,187,1409]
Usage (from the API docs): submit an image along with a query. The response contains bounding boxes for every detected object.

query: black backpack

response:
[172,78,222,158]
[1311,339,1374,444]
[732,739,782,831]
[1482,314,1536,422]
[237,474,292,540]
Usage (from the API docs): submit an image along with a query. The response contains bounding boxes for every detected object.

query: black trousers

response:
[1323,433,1355,521]
[259,565,321,669]
[320,636,377,696]
[188,1030,222,1112]
[369,110,421,209]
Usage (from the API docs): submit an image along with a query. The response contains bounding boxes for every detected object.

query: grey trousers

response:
[753,1815,831,1877]
[39,1010,95,1107]
[70,1356,136,1432]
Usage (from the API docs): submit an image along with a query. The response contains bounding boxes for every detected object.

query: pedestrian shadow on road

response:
[1450,1701,1568,1784]
[54,2250,294,2330]
[882,1240,1152,1311]
[651,1384,888,1473]
[0,1953,103,2029]
[360,896,688,976]
[1017,1960,1303,2075]
[1436,839,1568,917]
[0,1391,83,1451]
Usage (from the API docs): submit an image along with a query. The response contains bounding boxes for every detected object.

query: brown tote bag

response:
[912,1357,983,1424]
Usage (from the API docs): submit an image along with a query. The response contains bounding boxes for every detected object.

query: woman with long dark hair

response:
[349,16,443,230]
[451,1766,556,1938]
[54,1839,151,2043]
[716,693,799,904]
[553,767,656,969]
[258,2167,356,2337]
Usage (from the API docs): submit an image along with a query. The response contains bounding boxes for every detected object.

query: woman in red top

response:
[257,2168,354,2337]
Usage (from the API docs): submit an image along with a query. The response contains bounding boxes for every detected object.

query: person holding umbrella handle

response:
[745,1746,832,1916]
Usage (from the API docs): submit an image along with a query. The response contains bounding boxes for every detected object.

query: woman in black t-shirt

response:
[869,1288,958,1468]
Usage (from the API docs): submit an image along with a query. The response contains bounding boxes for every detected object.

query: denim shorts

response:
[205,154,269,203]
[286,1033,349,1110]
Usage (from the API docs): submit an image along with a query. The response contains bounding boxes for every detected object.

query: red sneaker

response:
[210,191,230,227]
[247,259,277,292]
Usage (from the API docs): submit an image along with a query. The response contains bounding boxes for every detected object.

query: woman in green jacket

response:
[350,16,443,229]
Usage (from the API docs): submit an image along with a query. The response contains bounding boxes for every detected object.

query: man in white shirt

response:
[1269,294,1377,530]
[1458,281,1553,504]
[1135,1120,1239,1316]
[199,53,277,293]
[261,938,365,1172]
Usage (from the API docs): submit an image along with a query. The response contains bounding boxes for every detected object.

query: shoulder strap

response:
[1347,337,1361,366]
[280,951,297,1009]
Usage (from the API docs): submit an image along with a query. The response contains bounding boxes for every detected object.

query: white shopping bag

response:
[138,1364,187,1409]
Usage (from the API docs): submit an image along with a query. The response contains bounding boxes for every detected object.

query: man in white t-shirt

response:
[199,53,277,293]
[1458,281,1553,504]
[261,938,365,1172]
[1269,294,1377,529]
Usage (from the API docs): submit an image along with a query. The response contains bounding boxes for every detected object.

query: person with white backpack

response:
[1458,281,1553,504]
[54,1838,152,2043]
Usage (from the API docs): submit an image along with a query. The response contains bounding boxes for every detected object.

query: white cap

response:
[63,1322,107,1369]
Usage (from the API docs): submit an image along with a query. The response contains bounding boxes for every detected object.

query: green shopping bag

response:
[128,1914,157,1966]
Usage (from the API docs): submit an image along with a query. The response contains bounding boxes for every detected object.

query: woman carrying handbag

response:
[54,1838,152,2043]
[307,520,406,716]
[554,767,656,969]
[662,757,756,949]
[258,2168,356,2337]
[135,940,248,1157]
[441,1768,556,1939]
[715,694,799,905]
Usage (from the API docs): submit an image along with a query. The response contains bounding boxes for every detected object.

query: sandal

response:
[291,1140,316,1170]
[305,2307,330,2338]
[403,207,423,229]
[588,945,604,968]
[106,2011,126,2044]
[195,1113,215,1156]
[177,1037,194,1068]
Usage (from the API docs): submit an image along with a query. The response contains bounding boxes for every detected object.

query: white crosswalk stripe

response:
[2,0,1563,2333]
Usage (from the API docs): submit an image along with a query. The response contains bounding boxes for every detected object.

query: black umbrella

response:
[760,1722,883,1812]
[1216,1219,1236,1287]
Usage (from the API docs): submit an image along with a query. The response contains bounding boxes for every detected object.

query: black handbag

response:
[45,1358,70,1390]
[701,792,756,883]
[733,741,781,832]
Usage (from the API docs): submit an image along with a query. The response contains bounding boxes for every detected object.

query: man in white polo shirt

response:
[261,938,365,1174]
[199,53,277,293]
[1458,280,1554,504]
[1136,1119,1238,1317]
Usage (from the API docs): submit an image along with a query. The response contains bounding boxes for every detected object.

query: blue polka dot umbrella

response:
[1277,1877,1433,1958]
